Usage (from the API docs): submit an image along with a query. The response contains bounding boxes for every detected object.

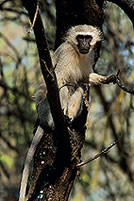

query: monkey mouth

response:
[79,49,89,54]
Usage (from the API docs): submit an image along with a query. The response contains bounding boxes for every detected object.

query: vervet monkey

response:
[35,25,110,128]
[19,25,115,201]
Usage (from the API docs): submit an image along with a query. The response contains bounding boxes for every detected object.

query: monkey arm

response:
[35,84,55,129]
[89,73,116,85]
[80,73,116,86]
[89,73,108,85]
[35,83,47,104]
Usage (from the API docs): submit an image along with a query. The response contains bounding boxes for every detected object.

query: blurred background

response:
[0,0,134,200]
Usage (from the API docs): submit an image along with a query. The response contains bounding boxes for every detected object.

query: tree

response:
[0,0,134,200]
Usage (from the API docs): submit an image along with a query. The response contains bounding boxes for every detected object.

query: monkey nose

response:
[82,39,87,46]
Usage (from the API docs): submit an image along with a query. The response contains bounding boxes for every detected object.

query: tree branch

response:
[101,70,134,95]
[114,70,134,94]
[116,70,134,94]
[77,139,119,167]
[107,0,134,26]
[21,0,70,141]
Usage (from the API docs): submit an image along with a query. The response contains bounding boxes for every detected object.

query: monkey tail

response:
[19,126,44,201]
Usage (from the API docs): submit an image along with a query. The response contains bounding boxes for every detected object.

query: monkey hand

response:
[106,74,117,84]
[64,114,72,127]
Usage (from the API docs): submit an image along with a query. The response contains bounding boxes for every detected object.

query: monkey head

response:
[76,34,93,54]
[66,24,102,54]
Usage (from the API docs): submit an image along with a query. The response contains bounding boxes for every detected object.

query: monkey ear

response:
[90,28,103,46]
[90,35,101,45]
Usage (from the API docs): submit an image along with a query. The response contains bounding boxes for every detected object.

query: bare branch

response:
[99,70,134,95]
[0,132,18,153]
[28,0,39,34]
[21,0,69,134]
[116,70,134,94]
[77,139,119,167]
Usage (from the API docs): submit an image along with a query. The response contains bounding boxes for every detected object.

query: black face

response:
[76,34,93,54]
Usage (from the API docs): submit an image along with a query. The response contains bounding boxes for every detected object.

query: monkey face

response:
[76,35,93,54]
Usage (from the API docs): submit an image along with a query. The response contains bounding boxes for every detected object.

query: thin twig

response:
[77,139,119,167]
[116,70,134,94]
[28,0,39,34]
[41,59,54,79]
[102,69,134,95]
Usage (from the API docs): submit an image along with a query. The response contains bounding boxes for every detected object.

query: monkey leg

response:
[66,87,84,121]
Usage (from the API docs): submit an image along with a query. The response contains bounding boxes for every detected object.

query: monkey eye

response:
[84,35,93,40]
[76,35,93,42]
[76,35,84,40]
